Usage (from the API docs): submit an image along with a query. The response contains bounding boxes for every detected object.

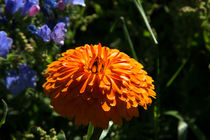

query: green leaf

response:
[0,99,8,127]
[134,0,158,44]
[164,110,184,121]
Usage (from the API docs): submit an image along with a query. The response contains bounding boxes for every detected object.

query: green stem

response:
[121,17,138,60]
[154,46,160,140]
[86,122,94,140]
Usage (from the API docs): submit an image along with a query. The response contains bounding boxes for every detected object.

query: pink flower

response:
[28,5,40,16]
[58,0,65,10]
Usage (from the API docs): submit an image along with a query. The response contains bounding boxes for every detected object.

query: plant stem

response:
[121,17,138,60]
[86,122,94,140]
[154,45,160,140]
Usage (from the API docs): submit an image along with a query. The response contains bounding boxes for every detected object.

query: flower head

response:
[27,4,40,16]
[5,0,23,14]
[51,22,67,45]
[37,24,51,42]
[28,24,38,34]
[28,23,67,45]
[58,0,65,10]
[5,0,39,16]
[21,0,40,16]
[43,44,156,128]
[6,63,37,96]
[0,31,13,58]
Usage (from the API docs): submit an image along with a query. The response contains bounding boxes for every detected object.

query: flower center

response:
[90,58,104,73]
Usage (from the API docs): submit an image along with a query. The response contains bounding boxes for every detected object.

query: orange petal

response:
[102,101,111,111]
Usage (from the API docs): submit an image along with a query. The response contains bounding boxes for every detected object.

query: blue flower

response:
[6,70,25,96]
[28,24,38,34]
[51,22,67,45]
[70,0,85,6]
[5,0,23,14]
[37,25,51,42]
[28,24,51,42]
[0,31,13,58]
[21,0,40,16]
[6,63,37,96]
[62,0,85,6]
[44,0,58,8]
[43,0,58,15]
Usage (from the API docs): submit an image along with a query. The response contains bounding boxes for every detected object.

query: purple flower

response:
[6,63,37,96]
[0,31,13,58]
[21,0,40,16]
[51,22,67,45]
[37,24,51,42]
[5,0,23,14]
[28,22,67,45]
[28,24,51,42]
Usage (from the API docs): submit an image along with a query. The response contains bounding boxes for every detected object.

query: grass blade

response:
[0,99,8,127]
[166,59,188,88]
[134,0,158,44]
[120,17,138,60]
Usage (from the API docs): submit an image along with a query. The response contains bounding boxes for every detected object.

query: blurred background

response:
[0,0,209,139]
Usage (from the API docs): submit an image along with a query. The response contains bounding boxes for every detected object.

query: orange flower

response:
[43,43,156,129]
